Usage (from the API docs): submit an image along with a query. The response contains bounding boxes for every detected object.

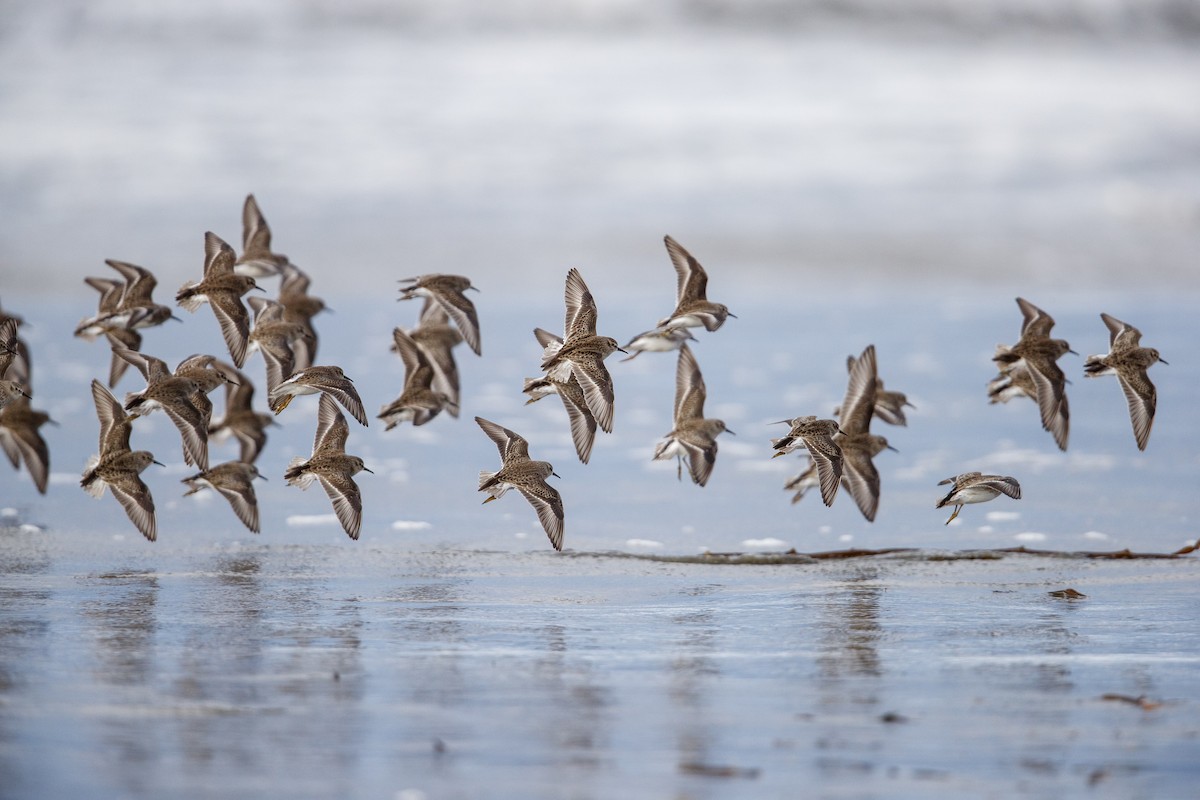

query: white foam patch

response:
[977,525,995,533]
[838,534,853,543]
[188,491,215,504]
[391,520,432,531]
[1083,530,1109,541]
[18,523,41,533]
[742,537,788,548]
[48,472,79,485]
[286,514,339,527]
[626,538,663,549]
[1015,532,1047,542]
[818,525,832,534]
[985,510,1021,522]
[0,507,17,519]
[513,532,528,539]
[681,525,695,534]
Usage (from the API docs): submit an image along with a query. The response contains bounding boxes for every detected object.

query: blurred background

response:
[2,0,1198,295]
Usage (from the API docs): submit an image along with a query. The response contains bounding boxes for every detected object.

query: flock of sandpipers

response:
[0,196,1168,548]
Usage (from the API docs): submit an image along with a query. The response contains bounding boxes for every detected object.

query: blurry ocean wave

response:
[1,0,1198,295]
[6,0,1200,41]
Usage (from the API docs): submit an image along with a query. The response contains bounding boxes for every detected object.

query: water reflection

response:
[813,575,885,781]
[390,581,469,710]
[533,623,611,772]
[669,585,723,791]
[0,533,52,797]
[84,570,160,687]
[1011,603,1081,780]
[817,577,884,686]
[83,569,161,796]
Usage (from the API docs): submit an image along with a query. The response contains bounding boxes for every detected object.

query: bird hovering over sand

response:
[653,344,733,487]
[476,416,564,551]
[935,472,1021,525]
[1083,313,1166,451]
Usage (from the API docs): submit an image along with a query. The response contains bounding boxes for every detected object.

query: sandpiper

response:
[82,450,162,542]
[656,235,735,332]
[770,416,843,507]
[207,362,276,464]
[0,379,31,409]
[653,344,733,487]
[408,298,463,416]
[539,269,624,433]
[833,345,896,522]
[833,354,915,426]
[269,365,368,426]
[0,307,29,387]
[116,347,210,470]
[619,324,696,362]
[1083,313,1167,451]
[75,260,175,339]
[476,416,564,550]
[182,460,265,533]
[278,263,326,370]
[247,296,309,397]
[378,327,456,429]
[82,380,161,541]
[235,194,290,278]
[398,274,481,356]
[523,328,598,464]
[176,232,261,367]
[0,317,22,382]
[936,472,1021,525]
[285,393,372,540]
[992,298,1072,451]
[0,396,52,494]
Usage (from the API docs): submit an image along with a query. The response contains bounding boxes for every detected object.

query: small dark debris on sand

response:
[1100,693,1162,711]
[679,761,761,779]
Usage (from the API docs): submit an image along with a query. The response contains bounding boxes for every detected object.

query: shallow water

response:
[2,536,1198,799]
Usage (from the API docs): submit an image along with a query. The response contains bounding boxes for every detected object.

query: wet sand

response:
[2,532,1197,799]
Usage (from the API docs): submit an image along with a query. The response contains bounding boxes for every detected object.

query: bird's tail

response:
[284,457,314,488]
